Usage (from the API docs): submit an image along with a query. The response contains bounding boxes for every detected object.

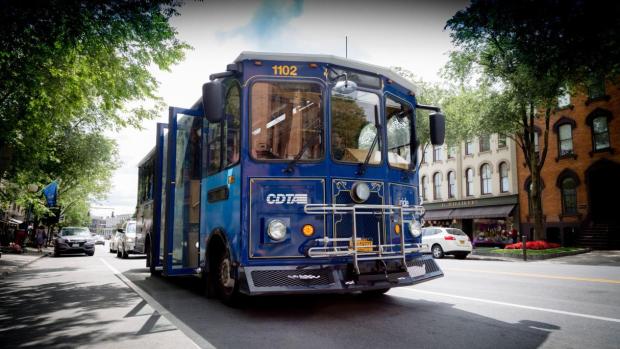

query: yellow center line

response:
[443,267,620,284]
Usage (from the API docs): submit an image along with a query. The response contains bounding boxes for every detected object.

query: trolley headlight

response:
[267,219,287,241]
[351,182,371,203]
[411,220,422,238]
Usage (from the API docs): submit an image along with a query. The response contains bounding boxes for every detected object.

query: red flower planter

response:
[504,240,561,250]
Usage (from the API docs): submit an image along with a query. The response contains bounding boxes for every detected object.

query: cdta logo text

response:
[266,193,309,205]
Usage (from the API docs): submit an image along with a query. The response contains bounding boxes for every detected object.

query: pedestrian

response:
[35,225,47,253]
[511,228,518,244]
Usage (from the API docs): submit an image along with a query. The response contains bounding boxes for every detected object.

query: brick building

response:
[517,80,620,249]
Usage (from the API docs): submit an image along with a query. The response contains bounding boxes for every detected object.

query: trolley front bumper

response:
[240,254,443,296]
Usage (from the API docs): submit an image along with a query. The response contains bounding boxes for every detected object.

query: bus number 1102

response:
[272,65,298,76]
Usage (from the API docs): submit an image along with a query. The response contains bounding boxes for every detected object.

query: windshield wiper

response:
[357,105,381,176]
[283,127,323,174]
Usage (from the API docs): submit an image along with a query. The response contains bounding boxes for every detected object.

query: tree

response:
[0,0,189,214]
[445,0,620,240]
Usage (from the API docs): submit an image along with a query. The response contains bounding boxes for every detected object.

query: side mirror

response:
[202,81,225,123]
[117,228,124,233]
[333,79,358,95]
[429,112,446,145]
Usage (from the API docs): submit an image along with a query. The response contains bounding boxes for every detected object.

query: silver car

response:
[109,231,123,253]
[117,220,142,259]
[54,227,96,257]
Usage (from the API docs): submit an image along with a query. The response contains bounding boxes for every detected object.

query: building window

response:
[561,177,577,214]
[448,145,457,159]
[465,140,474,155]
[499,162,509,193]
[423,144,432,163]
[480,163,492,195]
[433,172,442,200]
[421,176,428,201]
[448,171,456,198]
[592,116,610,151]
[498,134,507,149]
[558,89,571,108]
[558,124,574,156]
[433,145,443,162]
[479,134,491,152]
[588,78,606,99]
[465,168,474,197]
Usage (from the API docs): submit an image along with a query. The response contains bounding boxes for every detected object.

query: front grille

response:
[251,269,334,287]
[407,257,441,274]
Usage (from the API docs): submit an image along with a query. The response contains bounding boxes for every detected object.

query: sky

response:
[90,0,469,217]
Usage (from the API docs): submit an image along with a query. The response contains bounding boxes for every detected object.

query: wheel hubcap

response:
[219,258,234,288]
[433,247,441,257]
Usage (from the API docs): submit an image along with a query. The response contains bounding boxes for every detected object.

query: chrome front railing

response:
[304,204,425,274]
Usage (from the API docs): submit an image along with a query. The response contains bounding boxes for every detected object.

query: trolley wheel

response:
[146,238,161,276]
[215,249,241,305]
[361,288,391,297]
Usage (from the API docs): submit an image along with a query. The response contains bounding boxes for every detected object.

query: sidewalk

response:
[0,246,53,278]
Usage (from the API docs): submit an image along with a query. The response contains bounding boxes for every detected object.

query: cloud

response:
[218,0,304,45]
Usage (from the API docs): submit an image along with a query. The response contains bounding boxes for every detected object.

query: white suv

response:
[421,227,472,259]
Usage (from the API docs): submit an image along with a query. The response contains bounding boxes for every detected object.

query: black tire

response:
[454,252,469,260]
[117,249,122,258]
[86,252,94,256]
[361,288,391,297]
[53,250,60,257]
[214,249,241,305]
[431,244,444,259]
[122,247,129,259]
[146,238,161,276]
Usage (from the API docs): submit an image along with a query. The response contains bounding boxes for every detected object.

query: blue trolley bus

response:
[135,52,447,303]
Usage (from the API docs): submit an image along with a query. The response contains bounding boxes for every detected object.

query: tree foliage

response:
[444,0,620,239]
[0,0,189,220]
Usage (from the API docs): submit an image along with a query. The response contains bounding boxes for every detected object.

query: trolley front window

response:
[331,90,381,165]
[250,81,323,161]
[386,95,413,170]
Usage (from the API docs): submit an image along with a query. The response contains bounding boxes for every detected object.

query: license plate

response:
[350,239,373,252]
[458,240,465,245]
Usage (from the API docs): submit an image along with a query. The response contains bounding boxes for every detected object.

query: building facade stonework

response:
[517,81,620,249]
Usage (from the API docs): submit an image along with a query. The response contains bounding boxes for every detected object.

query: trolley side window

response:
[207,81,241,175]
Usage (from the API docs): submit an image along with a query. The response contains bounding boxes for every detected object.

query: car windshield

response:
[60,228,91,237]
[125,222,137,236]
[446,228,467,236]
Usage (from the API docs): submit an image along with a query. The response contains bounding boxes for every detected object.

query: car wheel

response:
[431,244,444,259]
[86,252,94,256]
[122,248,129,259]
[215,249,241,305]
[53,250,60,257]
[117,249,122,258]
[454,252,469,260]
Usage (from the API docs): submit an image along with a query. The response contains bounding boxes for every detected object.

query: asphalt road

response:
[1,244,619,349]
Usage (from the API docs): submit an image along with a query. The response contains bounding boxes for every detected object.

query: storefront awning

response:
[449,204,515,219]
[423,209,454,220]
[9,218,23,225]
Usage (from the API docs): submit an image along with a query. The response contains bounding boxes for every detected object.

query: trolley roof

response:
[235,51,418,95]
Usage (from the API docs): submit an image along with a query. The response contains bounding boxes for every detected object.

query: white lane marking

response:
[396,288,620,324]
[100,258,215,349]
